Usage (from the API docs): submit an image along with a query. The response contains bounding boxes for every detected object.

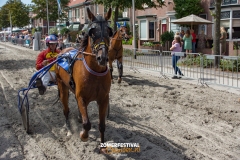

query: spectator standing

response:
[191,29,196,53]
[183,30,192,54]
[170,36,184,79]
[58,37,63,50]
[197,30,208,49]
[180,30,185,52]
[172,32,180,45]
[76,34,81,43]
[220,26,227,55]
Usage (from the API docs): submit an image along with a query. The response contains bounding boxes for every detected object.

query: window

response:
[81,8,84,19]
[221,11,230,19]
[198,14,207,34]
[96,4,99,14]
[140,19,155,40]
[222,0,237,5]
[149,21,154,38]
[69,10,72,21]
[75,8,79,18]
[170,17,178,33]
[140,20,147,39]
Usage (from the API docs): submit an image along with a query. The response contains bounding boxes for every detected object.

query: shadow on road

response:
[0,59,35,70]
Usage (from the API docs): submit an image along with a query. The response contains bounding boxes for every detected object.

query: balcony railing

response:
[210,0,239,7]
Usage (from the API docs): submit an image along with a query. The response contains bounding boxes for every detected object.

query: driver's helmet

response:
[45,34,58,46]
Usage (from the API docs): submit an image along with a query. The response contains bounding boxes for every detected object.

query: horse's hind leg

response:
[117,58,123,83]
[57,80,71,136]
[109,59,114,83]
[98,95,109,153]
[76,98,91,142]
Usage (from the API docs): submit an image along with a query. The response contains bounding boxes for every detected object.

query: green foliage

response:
[0,0,30,28]
[233,42,240,50]
[31,28,36,34]
[160,31,174,45]
[180,55,213,68]
[122,37,132,45]
[173,0,203,19]
[94,0,165,11]
[31,0,70,22]
[49,27,58,35]
[123,48,133,56]
[60,27,70,35]
[220,57,240,72]
[143,41,154,47]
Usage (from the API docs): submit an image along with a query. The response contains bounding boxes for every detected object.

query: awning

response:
[12,29,27,32]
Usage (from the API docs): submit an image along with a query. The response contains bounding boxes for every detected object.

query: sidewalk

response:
[127,67,240,95]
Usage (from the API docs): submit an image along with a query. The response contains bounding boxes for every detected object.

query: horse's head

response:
[86,8,113,66]
[116,22,129,41]
[119,26,129,41]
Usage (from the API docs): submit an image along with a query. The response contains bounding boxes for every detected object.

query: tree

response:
[31,0,70,22]
[0,0,30,28]
[213,0,221,66]
[93,0,165,32]
[173,0,203,19]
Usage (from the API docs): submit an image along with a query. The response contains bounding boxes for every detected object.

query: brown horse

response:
[55,8,112,153]
[108,26,128,83]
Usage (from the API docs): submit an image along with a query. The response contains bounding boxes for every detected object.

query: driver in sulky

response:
[35,34,61,95]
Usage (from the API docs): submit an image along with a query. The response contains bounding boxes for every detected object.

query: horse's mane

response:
[112,31,117,37]
[80,33,89,49]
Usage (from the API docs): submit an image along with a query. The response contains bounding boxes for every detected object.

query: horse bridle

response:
[88,20,112,55]
[111,28,127,41]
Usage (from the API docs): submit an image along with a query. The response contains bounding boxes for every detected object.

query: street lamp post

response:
[46,0,49,34]
[132,0,136,59]
[9,11,12,34]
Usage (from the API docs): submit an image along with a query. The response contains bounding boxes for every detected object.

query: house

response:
[67,0,239,55]
[67,0,105,31]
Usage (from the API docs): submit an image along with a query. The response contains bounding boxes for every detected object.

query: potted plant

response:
[141,41,154,49]
[233,42,240,56]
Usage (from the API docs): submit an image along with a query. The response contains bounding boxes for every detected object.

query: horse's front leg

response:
[98,95,109,153]
[57,79,72,136]
[117,58,123,83]
[76,98,91,142]
[109,59,114,83]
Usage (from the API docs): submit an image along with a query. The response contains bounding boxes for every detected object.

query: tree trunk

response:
[214,0,221,67]
[113,6,119,33]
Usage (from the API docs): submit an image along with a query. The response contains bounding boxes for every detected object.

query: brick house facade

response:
[67,0,240,55]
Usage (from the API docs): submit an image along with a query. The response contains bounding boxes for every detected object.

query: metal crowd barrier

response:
[1,38,239,88]
[201,54,239,88]
[122,49,239,88]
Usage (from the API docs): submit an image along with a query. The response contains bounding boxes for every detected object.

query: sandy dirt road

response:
[0,42,240,160]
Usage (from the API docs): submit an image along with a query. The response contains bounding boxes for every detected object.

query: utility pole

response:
[132,0,136,59]
[46,0,49,34]
[9,11,12,34]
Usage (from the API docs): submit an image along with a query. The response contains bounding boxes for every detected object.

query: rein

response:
[82,58,108,76]
[70,48,108,77]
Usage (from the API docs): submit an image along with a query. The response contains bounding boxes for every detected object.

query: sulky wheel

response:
[19,94,30,133]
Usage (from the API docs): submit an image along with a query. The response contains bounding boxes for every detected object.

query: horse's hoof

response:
[67,131,72,136]
[80,131,88,142]
[117,78,122,83]
[99,147,107,154]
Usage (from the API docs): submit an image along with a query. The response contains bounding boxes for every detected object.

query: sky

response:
[0,0,33,7]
